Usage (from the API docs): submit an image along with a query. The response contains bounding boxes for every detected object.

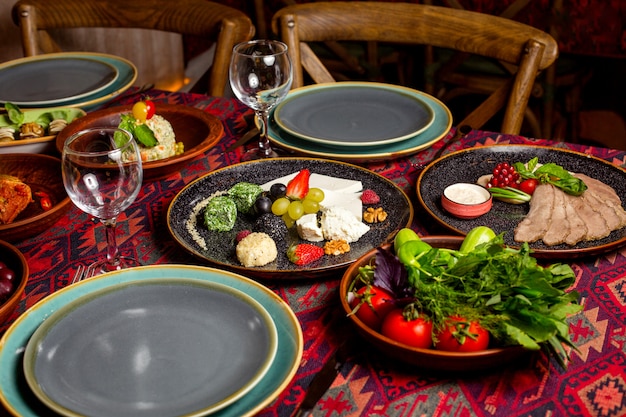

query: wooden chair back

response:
[12,0,255,96]
[272,2,558,135]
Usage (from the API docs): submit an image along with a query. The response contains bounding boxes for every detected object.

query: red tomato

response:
[435,316,490,352]
[349,285,396,331]
[144,100,156,120]
[381,308,433,349]
[518,179,539,195]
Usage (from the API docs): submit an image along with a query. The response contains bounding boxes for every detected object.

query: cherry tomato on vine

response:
[144,100,156,119]
[434,316,490,352]
[349,285,396,331]
[518,178,539,196]
[132,100,155,122]
[381,308,433,349]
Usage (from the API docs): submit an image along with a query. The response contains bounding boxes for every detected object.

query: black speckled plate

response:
[167,158,413,279]
[417,144,626,259]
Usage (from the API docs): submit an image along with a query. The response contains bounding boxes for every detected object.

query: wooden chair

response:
[12,0,255,96]
[272,2,558,135]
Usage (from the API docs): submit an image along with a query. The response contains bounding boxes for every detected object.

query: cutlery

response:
[222,127,260,153]
[71,264,85,284]
[291,342,351,417]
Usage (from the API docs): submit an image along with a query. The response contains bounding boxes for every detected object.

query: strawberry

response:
[361,189,380,204]
[235,229,251,242]
[287,243,324,265]
[286,169,310,200]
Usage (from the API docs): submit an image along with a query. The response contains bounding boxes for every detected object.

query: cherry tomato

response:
[518,178,539,195]
[132,100,155,122]
[144,100,156,120]
[349,285,396,331]
[381,308,433,349]
[132,101,149,122]
[434,316,490,352]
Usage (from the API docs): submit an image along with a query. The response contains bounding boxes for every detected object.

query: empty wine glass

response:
[62,127,143,276]
[229,39,293,160]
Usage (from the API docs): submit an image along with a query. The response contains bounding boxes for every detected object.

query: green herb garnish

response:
[117,113,158,147]
[513,157,587,196]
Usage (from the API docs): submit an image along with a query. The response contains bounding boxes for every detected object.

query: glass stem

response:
[256,110,273,157]
[101,217,121,270]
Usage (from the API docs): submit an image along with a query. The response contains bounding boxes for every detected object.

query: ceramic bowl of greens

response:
[338,236,567,372]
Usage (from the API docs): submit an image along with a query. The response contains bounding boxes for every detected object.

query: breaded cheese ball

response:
[236,232,278,267]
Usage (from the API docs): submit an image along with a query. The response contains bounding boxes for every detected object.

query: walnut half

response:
[363,207,387,223]
[324,239,350,256]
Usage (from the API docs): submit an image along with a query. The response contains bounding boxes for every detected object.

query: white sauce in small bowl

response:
[443,183,490,205]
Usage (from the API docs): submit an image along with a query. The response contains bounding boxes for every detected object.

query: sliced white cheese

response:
[318,189,363,221]
[261,172,363,194]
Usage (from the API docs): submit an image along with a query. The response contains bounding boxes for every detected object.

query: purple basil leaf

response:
[373,248,411,298]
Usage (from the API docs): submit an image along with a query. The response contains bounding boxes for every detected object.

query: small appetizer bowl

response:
[0,153,71,243]
[441,183,492,219]
[339,238,529,372]
[0,239,29,323]
[56,104,224,181]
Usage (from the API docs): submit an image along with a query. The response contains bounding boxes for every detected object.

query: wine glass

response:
[229,39,293,160]
[62,127,143,276]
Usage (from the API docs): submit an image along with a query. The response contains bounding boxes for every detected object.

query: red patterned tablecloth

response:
[2,89,626,417]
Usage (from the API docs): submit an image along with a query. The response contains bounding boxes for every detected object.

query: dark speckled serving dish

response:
[417,144,626,259]
[167,158,413,280]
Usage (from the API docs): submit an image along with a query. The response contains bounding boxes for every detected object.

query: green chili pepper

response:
[396,239,433,268]
[393,227,420,253]
[459,226,496,254]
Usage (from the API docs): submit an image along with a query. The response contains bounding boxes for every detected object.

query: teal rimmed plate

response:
[0,55,119,107]
[0,265,303,417]
[267,82,452,161]
[23,279,277,417]
[275,82,434,147]
[0,52,137,110]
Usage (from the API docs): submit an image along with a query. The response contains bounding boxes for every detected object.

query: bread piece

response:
[0,175,32,224]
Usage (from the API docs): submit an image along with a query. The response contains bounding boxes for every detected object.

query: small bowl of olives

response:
[0,239,29,324]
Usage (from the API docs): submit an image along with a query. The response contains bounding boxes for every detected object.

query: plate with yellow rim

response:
[0,52,137,110]
[0,265,303,417]
[267,82,452,161]
[275,82,435,147]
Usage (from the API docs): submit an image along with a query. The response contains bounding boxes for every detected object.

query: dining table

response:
[1,87,626,417]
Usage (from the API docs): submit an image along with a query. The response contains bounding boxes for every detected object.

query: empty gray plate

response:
[0,55,119,106]
[23,279,278,417]
[274,82,435,147]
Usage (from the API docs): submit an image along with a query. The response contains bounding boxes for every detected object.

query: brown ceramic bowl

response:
[339,236,529,372]
[0,239,29,323]
[0,154,71,243]
[56,104,224,181]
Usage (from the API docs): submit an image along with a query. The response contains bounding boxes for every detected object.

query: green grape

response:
[302,198,319,214]
[271,197,290,216]
[282,213,295,228]
[306,188,325,203]
[287,200,304,220]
